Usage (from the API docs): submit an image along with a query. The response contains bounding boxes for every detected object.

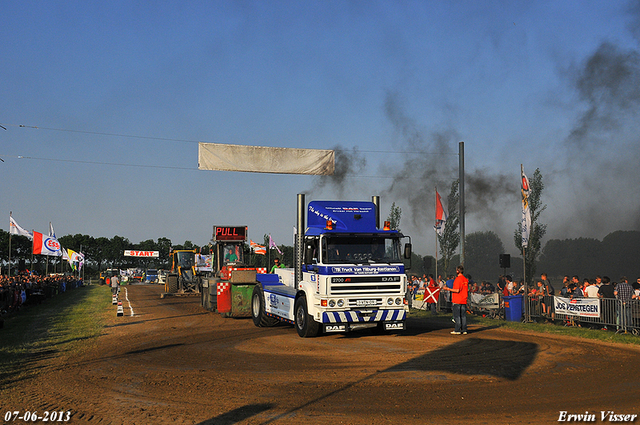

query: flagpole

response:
[268,234,271,271]
[434,187,438,289]
[521,164,529,323]
[8,212,12,278]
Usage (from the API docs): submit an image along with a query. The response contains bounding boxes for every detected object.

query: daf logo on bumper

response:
[325,324,347,332]
[384,322,404,330]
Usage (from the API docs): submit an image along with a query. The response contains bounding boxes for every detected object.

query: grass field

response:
[0,284,112,387]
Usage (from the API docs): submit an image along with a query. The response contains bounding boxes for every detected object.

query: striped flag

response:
[250,240,266,255]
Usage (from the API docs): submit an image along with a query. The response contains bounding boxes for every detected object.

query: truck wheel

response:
[295,296,320,338]
[166,275,178,293]
[251,285,279,327]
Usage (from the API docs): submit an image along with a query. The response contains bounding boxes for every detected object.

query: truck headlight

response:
[387,298,394,306]
[337,299,344,307]
[395,297,402,305]
[328,299,336,308]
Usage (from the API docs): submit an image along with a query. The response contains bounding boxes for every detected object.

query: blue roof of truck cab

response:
[306,200,398,236]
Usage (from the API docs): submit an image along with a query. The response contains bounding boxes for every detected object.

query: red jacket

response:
[451,274,469,305]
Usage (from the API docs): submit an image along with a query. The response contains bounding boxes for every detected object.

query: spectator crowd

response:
[0,272,84,319]
[407,272,640,332]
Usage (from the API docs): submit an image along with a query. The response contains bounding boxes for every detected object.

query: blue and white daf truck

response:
[251,194,412,337]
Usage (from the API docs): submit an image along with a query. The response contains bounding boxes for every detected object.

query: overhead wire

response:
[0,122,458,176]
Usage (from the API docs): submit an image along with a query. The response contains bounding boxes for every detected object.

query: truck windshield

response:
[176,252,193,268]
[321,236,401,264]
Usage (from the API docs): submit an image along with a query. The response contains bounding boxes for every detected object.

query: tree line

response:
[2,227,638,282]
[4,166,638,281]
[0,231,297,276]
[411,229,640,283]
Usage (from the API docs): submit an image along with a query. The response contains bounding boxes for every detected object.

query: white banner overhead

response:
[198,142,335,175]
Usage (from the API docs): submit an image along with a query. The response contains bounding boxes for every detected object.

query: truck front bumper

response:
[321,308,406,324]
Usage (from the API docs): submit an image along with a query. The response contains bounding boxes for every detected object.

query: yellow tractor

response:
[164,249,201,295]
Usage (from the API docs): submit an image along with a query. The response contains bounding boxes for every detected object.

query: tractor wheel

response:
[251,285,279,327]
[166,275,178,293]
[294,295,320,338]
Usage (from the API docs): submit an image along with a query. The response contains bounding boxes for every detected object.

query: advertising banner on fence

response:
[196,254,212,272]
[554,296,601,318]
[469,293,500,309]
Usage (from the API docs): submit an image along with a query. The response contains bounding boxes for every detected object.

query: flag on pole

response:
[49,222,56,238]
[250,240,266,255]
[33,231,63,257]
[521,166,532,248]
[10,215,33,240]
[76,252,85,270]
[65,248,79,270]
[434,190,448,236]
[268,234,282,255]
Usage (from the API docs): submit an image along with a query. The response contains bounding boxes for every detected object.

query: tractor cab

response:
[166,249,200,294]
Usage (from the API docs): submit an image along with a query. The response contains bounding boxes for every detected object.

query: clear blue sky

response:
[2,0,639,257]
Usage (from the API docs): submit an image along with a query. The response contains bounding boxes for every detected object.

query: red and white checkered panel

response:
[217,281,230,296]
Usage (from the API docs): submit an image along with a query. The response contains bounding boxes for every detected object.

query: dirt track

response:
[3,284,639,425]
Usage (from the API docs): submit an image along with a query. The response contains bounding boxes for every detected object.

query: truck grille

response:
[348,298,383,307]
[329,276,402,296]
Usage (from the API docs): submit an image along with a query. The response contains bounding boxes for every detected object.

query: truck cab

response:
[252,195,411,337]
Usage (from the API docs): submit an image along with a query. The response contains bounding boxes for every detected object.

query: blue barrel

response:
[503,295,523,322]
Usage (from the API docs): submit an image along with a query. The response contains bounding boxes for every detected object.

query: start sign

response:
[124,250,159,258]
[213,226,247,242]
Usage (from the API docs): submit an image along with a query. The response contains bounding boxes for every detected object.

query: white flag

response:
[10,215,33,240]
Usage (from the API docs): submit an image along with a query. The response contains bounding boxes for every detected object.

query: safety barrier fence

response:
[409,288,640,335]
[526,295,640,334]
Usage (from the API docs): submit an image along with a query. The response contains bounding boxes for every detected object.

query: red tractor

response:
[205,226,265,316]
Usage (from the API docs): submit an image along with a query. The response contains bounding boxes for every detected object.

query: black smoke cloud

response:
[382,91,514,231]
[309,145,366,198]
[567,42,640,147]
[307,91,517,238]
[556,32,640,237]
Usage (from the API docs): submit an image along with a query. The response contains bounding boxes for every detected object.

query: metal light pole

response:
[459,141,465,267]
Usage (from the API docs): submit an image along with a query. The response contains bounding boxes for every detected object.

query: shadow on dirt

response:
[254,336,538,424]
[196,403,274,425]
[385,337,538,380]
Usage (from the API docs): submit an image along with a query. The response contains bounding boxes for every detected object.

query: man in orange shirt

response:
[442,265,469,335]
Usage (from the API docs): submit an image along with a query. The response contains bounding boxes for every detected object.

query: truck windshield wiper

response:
[368,258,392,264]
